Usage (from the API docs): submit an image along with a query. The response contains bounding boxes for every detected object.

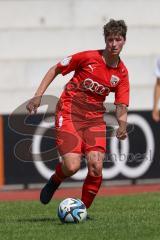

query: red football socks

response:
[81,174,102,208]
[52,162,67,184]
[52,164,102,208]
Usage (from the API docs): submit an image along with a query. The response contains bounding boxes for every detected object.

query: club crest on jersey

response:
[110,75,120,86]
[60,56,72,66]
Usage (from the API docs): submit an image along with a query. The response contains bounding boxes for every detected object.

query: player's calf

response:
[81,174,102,208]
[40,163,67,204]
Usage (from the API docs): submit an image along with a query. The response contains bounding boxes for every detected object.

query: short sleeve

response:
[114,73,130,106]
[57,52,82,76]
[155,58,160,78]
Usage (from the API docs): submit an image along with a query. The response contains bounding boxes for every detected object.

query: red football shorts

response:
[55,113,106,156]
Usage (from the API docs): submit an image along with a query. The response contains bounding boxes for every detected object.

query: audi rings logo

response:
[32,114,155,180]
[82,78,110,95]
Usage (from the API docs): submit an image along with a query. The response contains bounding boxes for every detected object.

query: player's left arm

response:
[114,68,130,140]
[115,104,128,140]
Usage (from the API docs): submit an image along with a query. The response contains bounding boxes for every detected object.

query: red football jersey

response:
[56,50,129,121]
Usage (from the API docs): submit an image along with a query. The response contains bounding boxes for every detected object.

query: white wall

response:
[0,0,160,113]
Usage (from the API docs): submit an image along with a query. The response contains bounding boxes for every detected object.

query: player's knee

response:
[68,165,79,175]
[87,151,104,176]
[89,164,102,176]
[64,163,80,176]
[62,153,81,176]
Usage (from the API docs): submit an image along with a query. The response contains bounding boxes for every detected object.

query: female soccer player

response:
[26,19,130,208]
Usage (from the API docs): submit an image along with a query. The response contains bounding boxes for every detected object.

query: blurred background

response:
[0,0,160,190]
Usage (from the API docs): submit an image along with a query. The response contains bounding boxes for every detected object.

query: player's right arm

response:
[26,52,83,114]
[152,77,160,122]
[26,65,61,114]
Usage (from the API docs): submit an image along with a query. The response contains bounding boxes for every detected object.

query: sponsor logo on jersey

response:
[60,56,72,66]
[82,78,110,95]
[110,75,120,86]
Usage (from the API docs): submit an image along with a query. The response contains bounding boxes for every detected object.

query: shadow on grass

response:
[15,218,78,226]
[16,217,55,223]
[0,215,93,225]
[0,217,56,224]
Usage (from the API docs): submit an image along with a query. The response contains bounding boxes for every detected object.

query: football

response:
[58,198,87,223]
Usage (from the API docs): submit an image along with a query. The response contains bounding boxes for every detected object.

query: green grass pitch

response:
[0,192,160,240]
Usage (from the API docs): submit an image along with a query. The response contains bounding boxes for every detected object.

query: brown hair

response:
[103,19,127,40]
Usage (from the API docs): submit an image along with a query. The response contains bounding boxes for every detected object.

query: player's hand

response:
[116,127,127,140]
[152,110,160,122]
[26,96,42,114]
